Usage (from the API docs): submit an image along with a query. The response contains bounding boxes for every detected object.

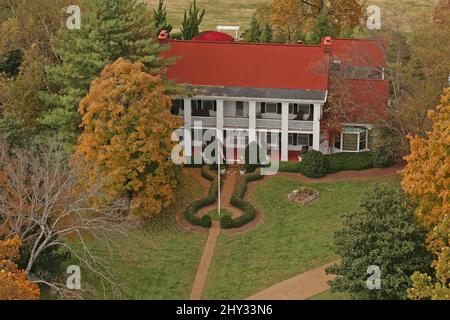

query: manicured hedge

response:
[221,170,263,229]
[183,167,220,228]
[327,152,374,173]
[282,151,376,177]
[279,161,301,173]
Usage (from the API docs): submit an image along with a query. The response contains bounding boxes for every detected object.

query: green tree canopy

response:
[180,0,205,40]
[42,0,168,144]
[244,15,262,42]
[308,7,333,44]
[327,184,432,300]
[259,23,273,43]
[153,0,172,34]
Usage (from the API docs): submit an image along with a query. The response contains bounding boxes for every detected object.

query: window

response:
[203,100,215,111]
[342,133,358,151]
[288,133,310,146]
[359,131,368,151]
[289,104,298,114]
[171,99,184,115]
[192,99,200,110]
[265,102,278,114]
[334,135,341,149]
[297,134,309,146]
[236,101,244,117]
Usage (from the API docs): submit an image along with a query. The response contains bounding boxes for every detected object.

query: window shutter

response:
[277,103,282,114]
[214,100,217,111]
[261,102,266,113]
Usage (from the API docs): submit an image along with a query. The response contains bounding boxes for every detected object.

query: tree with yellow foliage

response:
[75,58,182,218]
[402,88,450,300]
[402,89,450,228]
[270,0,304,43]
[0,237,40,300]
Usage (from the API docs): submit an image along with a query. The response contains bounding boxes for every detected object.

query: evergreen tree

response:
[41,0,168,144]
[309,8,334,44]
[153,0,172,34]
[181,0,205,40]
[259,23,273,43]
[244,15,262,42]
[327,184,432,300]
[0,50,23,78]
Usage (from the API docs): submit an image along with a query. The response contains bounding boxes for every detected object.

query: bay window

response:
[341,127,369,152]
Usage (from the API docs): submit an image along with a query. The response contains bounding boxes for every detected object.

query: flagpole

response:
[217,130,221,215]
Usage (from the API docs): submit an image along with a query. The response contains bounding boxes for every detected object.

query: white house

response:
[162,34,388,162]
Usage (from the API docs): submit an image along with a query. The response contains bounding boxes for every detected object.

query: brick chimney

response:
[158,30,170,43]
[323,36,332,53]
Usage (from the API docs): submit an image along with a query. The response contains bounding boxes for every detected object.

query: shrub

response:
[183,166,220,228]
[299,150,330,178]
[279,161,301,172]
[224,170,263,229]
[327,152,374,173]
[200,215,212,228]
[220,215,233,229]
[372,147,393,168]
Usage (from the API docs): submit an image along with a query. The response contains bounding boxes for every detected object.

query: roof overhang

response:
[185,85,328,104]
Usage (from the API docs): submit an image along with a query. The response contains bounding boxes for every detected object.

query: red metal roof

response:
[163,37,389,123]
[192,31,235,42]
[330,38,387,67]
[163,40,329,91]
[339,79,389,123]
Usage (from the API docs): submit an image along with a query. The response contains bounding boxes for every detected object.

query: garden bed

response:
[288,187,320,205]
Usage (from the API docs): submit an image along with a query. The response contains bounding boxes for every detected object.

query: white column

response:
[216,100,224,164]
[281,102,289,162]
[313,103,321,151]
[248,101,257,144]
[183,98,192,159]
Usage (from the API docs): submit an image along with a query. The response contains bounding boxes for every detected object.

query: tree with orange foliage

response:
[402,88,450,300]
[0,236,40,300]
[75,58,182,218]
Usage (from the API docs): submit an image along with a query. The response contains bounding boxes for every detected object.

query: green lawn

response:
[82,170,208,300]
[308,289,352,300]
[203,174,401,300]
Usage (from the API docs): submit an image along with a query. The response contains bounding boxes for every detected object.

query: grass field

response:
[145,0,438,32]
[82,170,208,300]
[202,175,401,300]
